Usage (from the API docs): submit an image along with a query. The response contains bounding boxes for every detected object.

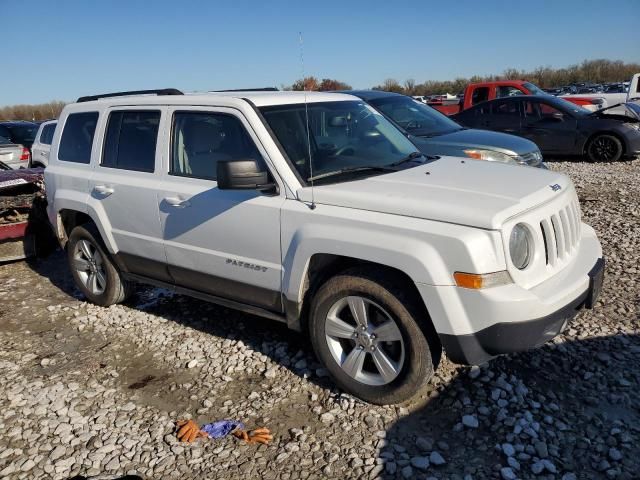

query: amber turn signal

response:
[454,271,513,289]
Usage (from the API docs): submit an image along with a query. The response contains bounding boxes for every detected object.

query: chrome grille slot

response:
[551,214,565,260]
[540,199,581,266]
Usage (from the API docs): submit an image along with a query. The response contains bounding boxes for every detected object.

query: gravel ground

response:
[0,159,638,480]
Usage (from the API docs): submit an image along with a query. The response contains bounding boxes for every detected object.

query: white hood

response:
[296,157,572,230]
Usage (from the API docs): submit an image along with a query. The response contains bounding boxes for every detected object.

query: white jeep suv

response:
[45,88,604,404]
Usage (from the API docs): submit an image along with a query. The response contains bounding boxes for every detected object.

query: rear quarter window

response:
[58,112,99,163]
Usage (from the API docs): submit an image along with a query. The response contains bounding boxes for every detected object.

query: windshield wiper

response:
[387,151,425,167]
[307,165,397,182]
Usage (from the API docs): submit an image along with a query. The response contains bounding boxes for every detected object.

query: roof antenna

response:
[299,31,316,210]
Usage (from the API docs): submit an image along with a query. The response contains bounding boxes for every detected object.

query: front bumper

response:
[417,225,603,365]
[439,257,603,364]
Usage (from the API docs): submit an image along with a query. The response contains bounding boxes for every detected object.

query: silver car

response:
[347,90,545,168]
[0,121,38,169]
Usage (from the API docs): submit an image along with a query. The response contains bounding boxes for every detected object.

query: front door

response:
[521,100,577,153]
[157,106,284,311]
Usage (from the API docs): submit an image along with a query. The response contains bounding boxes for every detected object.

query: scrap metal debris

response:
[0,168,54,261]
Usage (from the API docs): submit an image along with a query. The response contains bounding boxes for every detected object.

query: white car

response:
[45,88,604,404]
[30,120,57,168]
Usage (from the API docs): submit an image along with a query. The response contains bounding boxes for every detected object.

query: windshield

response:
[7,125,38,145]
[523,82,547,96]
[368,96,462,137]
[260,101,419,184]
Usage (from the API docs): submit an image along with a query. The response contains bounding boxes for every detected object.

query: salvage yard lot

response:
[0,159,639,480]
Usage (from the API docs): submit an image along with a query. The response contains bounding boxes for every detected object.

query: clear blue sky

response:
[2,0,639,105]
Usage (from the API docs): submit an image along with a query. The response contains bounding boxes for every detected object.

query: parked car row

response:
[544,82,630,96]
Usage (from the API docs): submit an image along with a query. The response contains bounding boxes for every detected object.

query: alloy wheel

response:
[590,136,619,161]
[72,239,107,295]
[324,296,405,386]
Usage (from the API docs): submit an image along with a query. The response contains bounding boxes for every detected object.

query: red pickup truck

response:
[428,80,604,115]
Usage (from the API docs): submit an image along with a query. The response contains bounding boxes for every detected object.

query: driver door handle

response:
[164,196,191,208]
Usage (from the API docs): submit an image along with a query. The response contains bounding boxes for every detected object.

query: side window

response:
[171,112,262,180]
[40,124,55,145]
[492,100,519,115]
[526,102,563,121]
[497,86,525,98]
[58,112,98,163]
[102,111,160,173]
[471,87,489,105]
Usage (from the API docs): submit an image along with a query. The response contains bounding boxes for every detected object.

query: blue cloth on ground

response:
[201,420,244,439]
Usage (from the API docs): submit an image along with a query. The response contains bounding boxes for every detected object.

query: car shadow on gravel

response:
[380,333,640,480]
[26,250,338,393]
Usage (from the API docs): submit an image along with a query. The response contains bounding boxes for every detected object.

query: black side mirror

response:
[217,159,276,191]
[551,112,564,121]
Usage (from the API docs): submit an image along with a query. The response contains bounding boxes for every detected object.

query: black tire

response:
[308,267,437,405]
[586,134,623,162]
[67,224,130,306]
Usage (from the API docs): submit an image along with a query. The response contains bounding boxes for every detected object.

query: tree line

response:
[2,59,638,120]
[0,101,66,122]
[287,59,640,96]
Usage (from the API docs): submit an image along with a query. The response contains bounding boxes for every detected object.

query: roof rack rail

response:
[76,88,183,103]
[211,87,279,92]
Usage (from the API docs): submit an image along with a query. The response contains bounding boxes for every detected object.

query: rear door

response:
[157,106,285,311]
[88,107,170,281]
[521,100,577,153]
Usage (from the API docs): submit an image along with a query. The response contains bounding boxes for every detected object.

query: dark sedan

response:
[0,121,39,150]
[453,95,640,162]
[340,90,545,167]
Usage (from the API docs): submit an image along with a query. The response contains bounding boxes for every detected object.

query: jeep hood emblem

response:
[550,184,562,192]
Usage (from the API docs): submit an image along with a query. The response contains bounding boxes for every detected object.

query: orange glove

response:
[232,427,273,445]
[176,419,208,443]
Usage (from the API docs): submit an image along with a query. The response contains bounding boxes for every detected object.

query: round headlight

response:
[509,224,532,270]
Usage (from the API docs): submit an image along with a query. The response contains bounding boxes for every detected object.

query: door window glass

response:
[58,112,98,163]
[171,112,262,180]
[492,100,519,115]
[471,87,489,105]
[524,101,563,121]
[497,86,524,98]
[102,111,160,172]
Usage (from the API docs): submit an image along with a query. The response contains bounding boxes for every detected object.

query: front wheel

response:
[586,134,623,162]
[309,267,436,405]
[67,224,130,306]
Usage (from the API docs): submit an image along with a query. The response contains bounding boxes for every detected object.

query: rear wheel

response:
[586,134,623,162]
[67,224,129,306]
[309,267,436,405]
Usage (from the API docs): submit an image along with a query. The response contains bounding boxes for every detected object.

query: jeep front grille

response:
[539,198,581,266]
